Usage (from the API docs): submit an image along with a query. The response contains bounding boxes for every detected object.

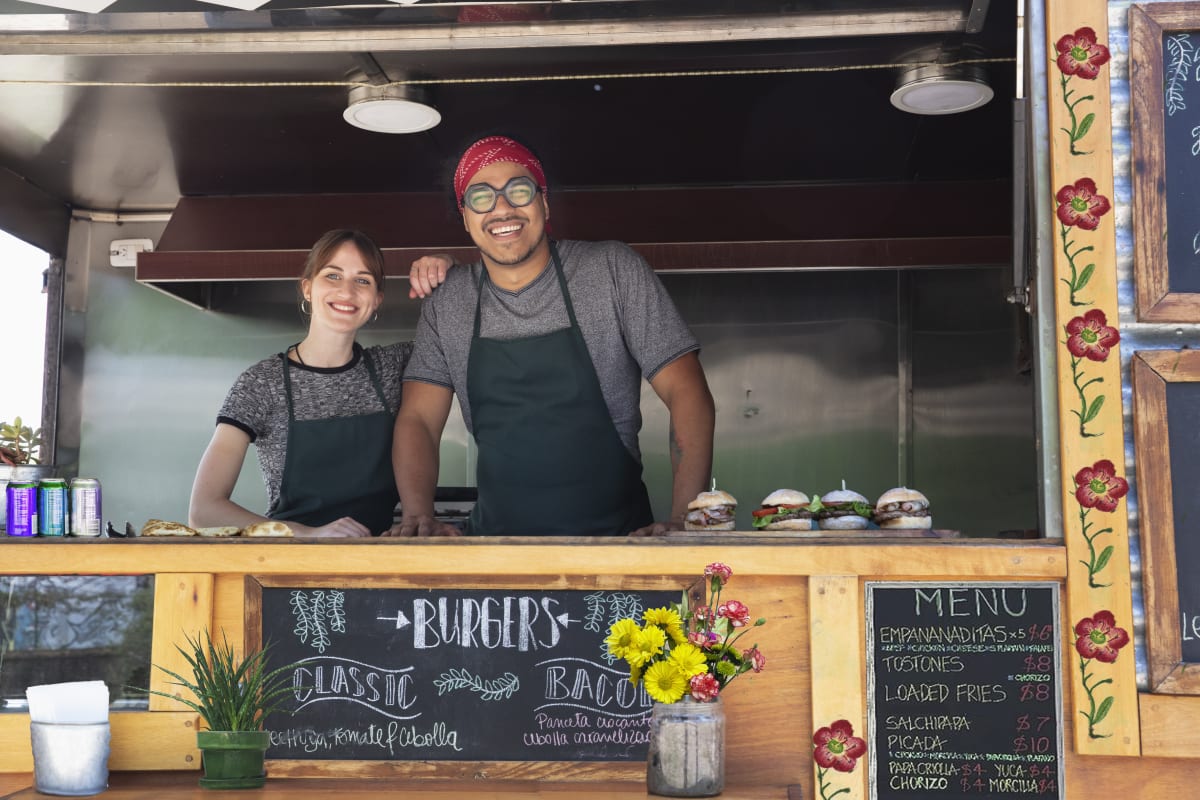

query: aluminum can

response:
[38,478,67,537]
[5,481,38,537]
[69,478,103,537]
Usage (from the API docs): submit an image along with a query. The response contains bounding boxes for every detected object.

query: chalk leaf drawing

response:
[434,668,520,701]
[1166,34,1196,117]
[290,589,347,653]
[585,591,649,664]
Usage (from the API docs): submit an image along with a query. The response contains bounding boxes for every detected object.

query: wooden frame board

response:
[1131,3,1200,321]
[1131,349,1200,692]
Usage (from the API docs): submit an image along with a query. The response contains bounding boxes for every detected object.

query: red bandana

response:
[453,136,547,205]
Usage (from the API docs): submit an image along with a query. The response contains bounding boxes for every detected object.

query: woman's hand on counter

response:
[289,517,374,538]
[628,519,685,537]
[382,514,463,537]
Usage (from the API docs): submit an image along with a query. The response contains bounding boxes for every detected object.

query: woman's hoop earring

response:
[300,298,311,315]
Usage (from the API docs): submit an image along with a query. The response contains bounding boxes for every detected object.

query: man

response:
[390,135,714,537]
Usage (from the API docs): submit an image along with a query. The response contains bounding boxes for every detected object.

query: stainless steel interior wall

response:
[68,230,1037,537]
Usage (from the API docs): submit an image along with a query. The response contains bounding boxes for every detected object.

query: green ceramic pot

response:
[196,730,270,790]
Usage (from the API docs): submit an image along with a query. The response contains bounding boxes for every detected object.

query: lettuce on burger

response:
[873,487,932,529]
[751,489,816,531]
[684,490,738,531]
[817,487,872,530]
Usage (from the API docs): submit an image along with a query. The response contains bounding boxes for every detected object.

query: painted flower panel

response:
[1056,178,1111,230]
[1074,459,1129,512]
[1056,27,1111,80]
[1074,610,1130,663]
[813,719,867,773]
[1066,309,1120,362]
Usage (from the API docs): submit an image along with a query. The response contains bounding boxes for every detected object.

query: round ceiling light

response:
[889,64,994,116]
[343,84,441,134]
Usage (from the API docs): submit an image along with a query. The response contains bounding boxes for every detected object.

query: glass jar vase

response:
[646,697,725,797]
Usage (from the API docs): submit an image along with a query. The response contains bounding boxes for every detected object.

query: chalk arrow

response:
[557,612,572,628]
[377,610,410,630]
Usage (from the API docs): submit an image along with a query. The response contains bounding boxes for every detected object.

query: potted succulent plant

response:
[145,629,295,790]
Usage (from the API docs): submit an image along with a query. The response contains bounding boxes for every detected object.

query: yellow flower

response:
[667,642,708,678]
[629,662,643,687]
[643,660,689,703]
[606,618,641,660]
[644,607,686,645]
[625,625,666,668]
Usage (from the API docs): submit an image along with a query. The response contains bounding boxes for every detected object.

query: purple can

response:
[5,481,37,537]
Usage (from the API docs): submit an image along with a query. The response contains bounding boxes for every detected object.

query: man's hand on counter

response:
[383,514,464,537]
[628,519,685,537]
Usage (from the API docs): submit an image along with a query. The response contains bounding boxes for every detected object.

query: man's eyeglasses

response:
[462,176,541,214]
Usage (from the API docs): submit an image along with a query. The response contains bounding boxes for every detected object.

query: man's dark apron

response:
[465,243,653,536]
[272,349,399,535]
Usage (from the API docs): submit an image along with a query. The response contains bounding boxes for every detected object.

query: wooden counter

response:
[0,536,1195,798]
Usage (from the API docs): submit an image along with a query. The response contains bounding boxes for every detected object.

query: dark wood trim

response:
[1131,349,1200,693]
[1130,4,1200,321]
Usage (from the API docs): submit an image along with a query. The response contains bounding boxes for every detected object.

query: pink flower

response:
[717,600,751,628]
[1074,610,1130,663]
[688,630,720,648]
[813,720,867,773]
[1056,178,1111,230]
[1065,309,1119,362]
[1056,27,1111,80]
[704,562,733,582]
[744,646,766,673]
[689,673,721,702]
[1073,460,1129,513]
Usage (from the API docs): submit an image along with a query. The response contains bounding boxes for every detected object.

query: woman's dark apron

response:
[271,349,399,535]
[465,243,653,536]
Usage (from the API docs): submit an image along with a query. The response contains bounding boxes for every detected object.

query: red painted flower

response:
[813,720,867,773]
[1056,178,1111,230]
[744,645,766,673]
[1074,610,1130,663]
[1074,459,1129,512]
[717,600,751,628]
[704,562,733,582]
[1065,309,1120,362]
[1056,27,1111,80]
[689,673,721,702]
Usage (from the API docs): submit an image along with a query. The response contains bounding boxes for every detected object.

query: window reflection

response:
[0,576,154,710]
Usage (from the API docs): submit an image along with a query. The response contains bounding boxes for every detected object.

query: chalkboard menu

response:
[1160,31,1200,295]
[259,586,677,761]
[1165,381,1200,663]
[866,582,1063,800]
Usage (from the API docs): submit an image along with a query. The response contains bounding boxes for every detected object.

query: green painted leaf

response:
[1094,695,1114,725]
[1083,395,1106,423]
[1077,113,1096,140]
[1076,263,1095,290]
[1094,545,1115,573]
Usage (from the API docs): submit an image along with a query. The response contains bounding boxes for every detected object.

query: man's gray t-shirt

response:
[403,239,699,461]
[217,342,411,514]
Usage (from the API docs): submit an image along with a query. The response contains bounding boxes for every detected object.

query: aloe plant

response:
[145,629,296,732]
[0,417,42,466]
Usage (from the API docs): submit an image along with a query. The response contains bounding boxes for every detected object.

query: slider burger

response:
[751,489,816,531]
[817,487,873,531]
[684,490,738,531]
[874,487,932,529]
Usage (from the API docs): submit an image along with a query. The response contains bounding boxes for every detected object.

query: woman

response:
[189,230,446,538]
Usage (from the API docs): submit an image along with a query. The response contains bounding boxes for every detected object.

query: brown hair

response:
[299,230,386,297]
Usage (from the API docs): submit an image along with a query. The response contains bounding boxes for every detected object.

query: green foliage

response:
[144,629,295,732]
[0,417,42,465]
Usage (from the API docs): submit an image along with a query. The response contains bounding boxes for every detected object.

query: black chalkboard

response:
[1166,381,1200,662]
[259,586,678,761]
[1162,31,1200,294]
[866,582,1063,800]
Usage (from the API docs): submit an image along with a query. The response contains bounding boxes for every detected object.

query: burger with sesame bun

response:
[683,490,738,531]
[817,485,873,530]
[873,487,932,529]
[751,489,816,531]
